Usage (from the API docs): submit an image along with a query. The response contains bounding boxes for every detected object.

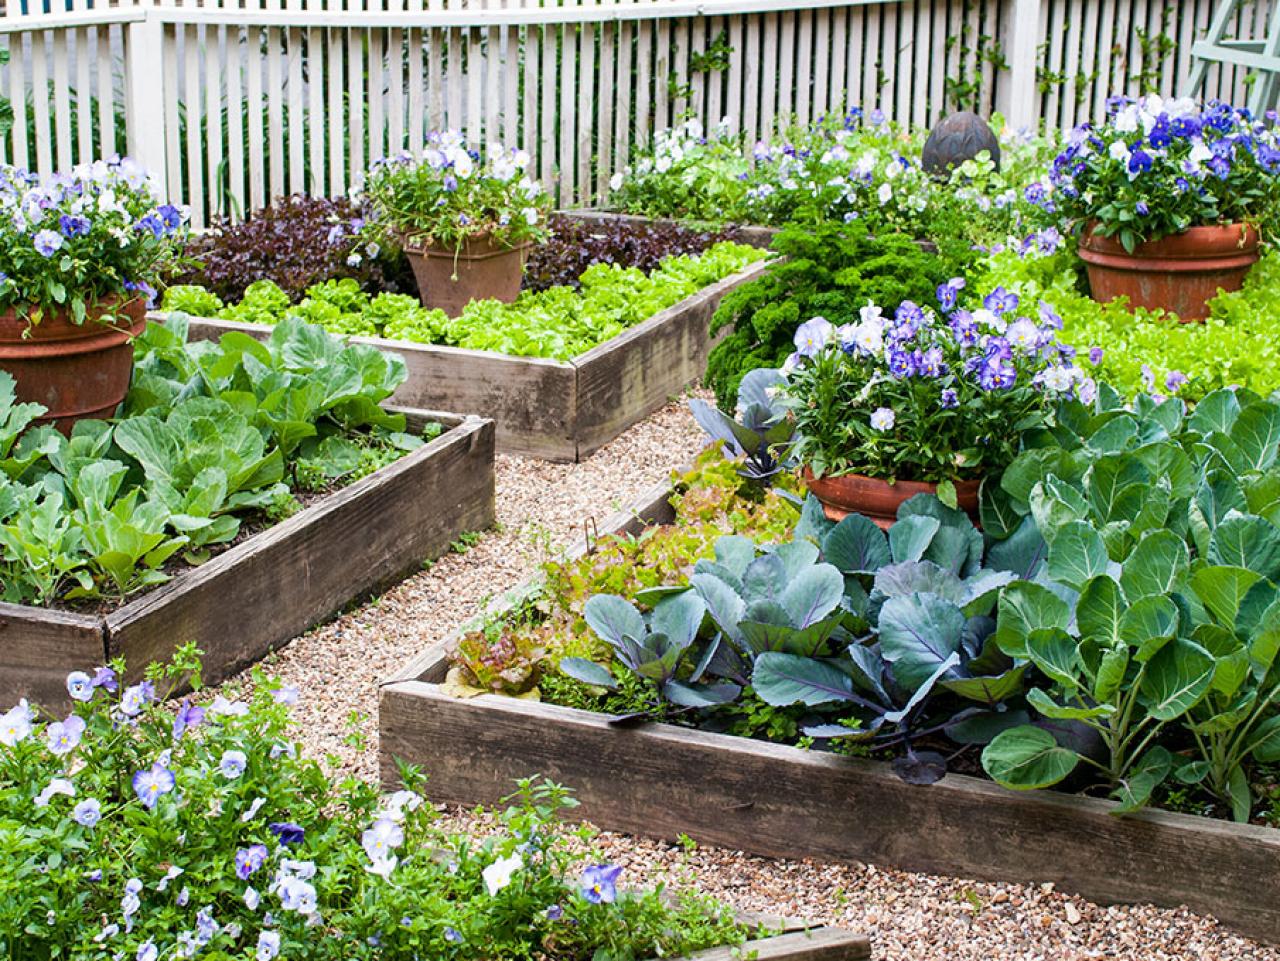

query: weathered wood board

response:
[378,478,1280,948]
[1,412,495,708]
[665,928,869,961]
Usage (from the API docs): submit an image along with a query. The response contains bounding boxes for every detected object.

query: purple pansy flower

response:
[580,864,622,904]
[983,287,1019,316]
[235,844,269,880]
[269,822,306,846]
[132,764,176,810]
[33,229,63,257]
[172,700,204,741]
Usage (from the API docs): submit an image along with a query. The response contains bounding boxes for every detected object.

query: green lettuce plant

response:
[163,242,764,362]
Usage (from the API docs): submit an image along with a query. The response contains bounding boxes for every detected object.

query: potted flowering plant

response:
[359,133,551,316]
[0,158,185,430]
[780,282,1090,526]
[1051,96,1280,320]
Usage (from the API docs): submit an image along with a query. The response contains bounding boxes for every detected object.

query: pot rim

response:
[800,465,982,492]
[1079,220,1260,261]
[0,298,146,345]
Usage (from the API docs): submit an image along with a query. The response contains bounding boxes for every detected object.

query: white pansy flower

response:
[482,853,523,896]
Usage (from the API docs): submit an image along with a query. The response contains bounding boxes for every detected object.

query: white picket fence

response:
[0,0,1273,224]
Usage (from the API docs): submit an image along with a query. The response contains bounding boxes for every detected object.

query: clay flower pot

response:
[1077,222,1259,322]
[802,467,981,530]
[404,234,531,317]
[0,299,146,433]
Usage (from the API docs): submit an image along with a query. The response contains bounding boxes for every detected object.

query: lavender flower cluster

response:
[0,157,186,315]
[782,280,1093,428]
[1048,95,1280,246]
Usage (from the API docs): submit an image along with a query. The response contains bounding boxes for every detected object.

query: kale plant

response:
[703,221,971,410]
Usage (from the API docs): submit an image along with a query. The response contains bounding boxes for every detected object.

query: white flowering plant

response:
[779,283,1091,488]
[358,132,551,253]
[1050,95,1280,250]
[607,111,1060,253]
[0,158,186,324]
[606,118,752,222]
[0,646,745,960]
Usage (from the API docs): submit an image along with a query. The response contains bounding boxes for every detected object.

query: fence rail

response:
[1,0,1273,224]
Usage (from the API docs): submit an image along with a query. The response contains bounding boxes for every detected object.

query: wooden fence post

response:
[999,0,1042,129]
[124,13,169,197]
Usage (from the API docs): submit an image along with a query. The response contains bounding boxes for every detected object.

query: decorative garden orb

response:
[921,111,1002,175]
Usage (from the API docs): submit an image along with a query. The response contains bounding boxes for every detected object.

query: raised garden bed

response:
[3,409,495,707]
[380,477,1280,948]
[157,257,770,463]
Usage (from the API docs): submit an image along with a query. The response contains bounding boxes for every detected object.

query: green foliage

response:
[165,241,763,362]
[981,387,1280,817]
[609,113,1058,251]
[0,652,747,960]
[0,317,428,605]
[973,247,1280,401]
[704,222,969,409]
[161,284,224,317]
[557,490,1031,784]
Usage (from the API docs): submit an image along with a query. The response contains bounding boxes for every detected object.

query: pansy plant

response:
[0,158,186,323]
[778,286,1092,498]
[1049,95,1280,250]
[0,648,748,959]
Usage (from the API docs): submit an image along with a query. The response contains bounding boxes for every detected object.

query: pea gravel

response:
[218,393,1277,961]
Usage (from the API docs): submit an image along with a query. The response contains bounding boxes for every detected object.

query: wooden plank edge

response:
[667,928,870,961]
[105,413,494,636]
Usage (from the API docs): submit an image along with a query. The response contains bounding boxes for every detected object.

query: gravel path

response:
[222,394,1277,961]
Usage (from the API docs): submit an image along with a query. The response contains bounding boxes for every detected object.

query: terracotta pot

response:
[403,234,531,317]
[1077,222,1259,322]
[802,467,982,530]
[0,299,146,433]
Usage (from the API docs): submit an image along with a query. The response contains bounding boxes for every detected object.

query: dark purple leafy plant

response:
[522,215,738,293]
[176,195,415,303]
